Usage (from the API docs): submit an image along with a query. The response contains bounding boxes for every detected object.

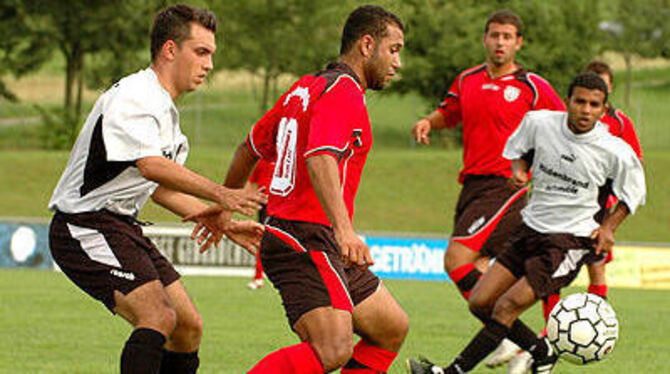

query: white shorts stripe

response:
[66,223,121,267]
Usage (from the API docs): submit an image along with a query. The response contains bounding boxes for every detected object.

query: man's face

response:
[364,24,404,91]
[483,22,522,67]
[173,23,216,94]
[566,86,607,134]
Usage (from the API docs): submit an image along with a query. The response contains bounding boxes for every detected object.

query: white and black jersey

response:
[49,67,188,217]
[503,110,646,237]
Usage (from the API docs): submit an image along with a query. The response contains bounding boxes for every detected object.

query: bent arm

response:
[306,154,352,234]
[224,143,259,189]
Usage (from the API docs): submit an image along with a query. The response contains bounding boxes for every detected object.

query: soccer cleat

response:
[406,357,445,374]
[485,338,521,367]
[246,278,264,290]
[507,351,532,374]
[530,340,558,374]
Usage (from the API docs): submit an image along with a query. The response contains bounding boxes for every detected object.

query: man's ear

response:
[161,40,178,62]
[359,34,376,58]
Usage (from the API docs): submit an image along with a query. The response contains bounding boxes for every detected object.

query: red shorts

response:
[451,175,528,257]
[261,217,380,327]
[49,211,180,312]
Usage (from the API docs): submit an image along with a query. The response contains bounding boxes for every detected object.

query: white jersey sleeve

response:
[503,111,538,160]
[102,90,162,162]
[609,142,646,214]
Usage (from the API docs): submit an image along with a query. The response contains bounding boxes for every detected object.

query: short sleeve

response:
[618,111,643,161]
[102,94,162,162]
[304,80,360,159]
[610,146,646,214]
[503,112,536,160]
[436,77,462,128]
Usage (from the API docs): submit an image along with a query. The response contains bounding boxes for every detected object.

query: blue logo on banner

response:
[0,223,52,269]
[365,236,449,281]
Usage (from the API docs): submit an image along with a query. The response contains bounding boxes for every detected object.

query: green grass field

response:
[1,269,668,373]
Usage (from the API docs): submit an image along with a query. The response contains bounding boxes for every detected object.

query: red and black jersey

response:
[437,64,565,183]
[245,63,371,227]
[601,105,643,161]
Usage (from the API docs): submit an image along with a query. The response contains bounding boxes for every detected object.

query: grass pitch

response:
[1,269,668,373]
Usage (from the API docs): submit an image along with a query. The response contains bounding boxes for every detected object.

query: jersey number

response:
[270,117,298,196]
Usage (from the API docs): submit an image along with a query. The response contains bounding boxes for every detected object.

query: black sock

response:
[160,350,200,374]
[445,319,510,373]
[507,319,549,359]
[121,328,166,374]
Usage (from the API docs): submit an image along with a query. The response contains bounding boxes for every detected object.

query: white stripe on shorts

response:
[66,223,121,268]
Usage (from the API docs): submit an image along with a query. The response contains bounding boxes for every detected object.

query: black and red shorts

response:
[49,210,180,312]
[451,175,528,257]
[261,217,380,327]
[496,224,599,298]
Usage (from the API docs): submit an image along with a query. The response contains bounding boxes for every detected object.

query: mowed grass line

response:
[0,148,668,242]
[1,269,668,373]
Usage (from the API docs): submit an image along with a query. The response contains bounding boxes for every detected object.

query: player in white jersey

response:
[48,5,265,374]
[408,73,645,374]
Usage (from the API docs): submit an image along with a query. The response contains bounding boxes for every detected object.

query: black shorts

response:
[261,217,380,327]
[49,211,180,312]
[496,224,599,298]
[451,175,528,257]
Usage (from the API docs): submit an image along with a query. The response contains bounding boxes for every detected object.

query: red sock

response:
[341,340,398,373]
[588,284,608,299]
[448,263,482,301]
[541,294,561,336]
[247,342,323,374]
[254,250,263,280]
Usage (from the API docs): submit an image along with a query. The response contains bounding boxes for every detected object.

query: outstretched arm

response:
[411,110,449,145]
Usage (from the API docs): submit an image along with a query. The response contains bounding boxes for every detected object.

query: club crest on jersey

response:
[503,86,521,102]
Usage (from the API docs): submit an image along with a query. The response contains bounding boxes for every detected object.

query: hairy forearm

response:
[306,155,353,233]
[151,186,208,218]
[224,143,259,188]
[601,202,629,232]
[137,156,226,204]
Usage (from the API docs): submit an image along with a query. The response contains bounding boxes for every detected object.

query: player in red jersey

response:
[246,160,274,289]
[187,6,408,374]
[411,9,565,369]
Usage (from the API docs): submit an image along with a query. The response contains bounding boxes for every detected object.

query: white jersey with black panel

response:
[503,110,645,237]
[49,67,188,217]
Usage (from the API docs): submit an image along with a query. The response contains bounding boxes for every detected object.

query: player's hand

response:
[412,118,432,145]
[217,185,268,216]
[335,229,374,269]
[184,207,232,253]
[591,226,615,255]
[509,169,529,189]
[221,220,265,255]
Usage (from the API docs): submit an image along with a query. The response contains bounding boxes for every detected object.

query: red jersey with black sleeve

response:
[601,106,643,161]
[437,64,565,183]
[245,63,371,227]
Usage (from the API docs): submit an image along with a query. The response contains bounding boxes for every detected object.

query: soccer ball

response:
[546,293,619,365]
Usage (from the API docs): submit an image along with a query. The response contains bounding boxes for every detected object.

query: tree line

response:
[1,0,668,148]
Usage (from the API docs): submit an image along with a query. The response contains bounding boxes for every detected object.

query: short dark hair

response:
[485,9,524,37]
[583,60,614,86]
[567,72,609,103]
[340,5,404,55]
[150,4,217,62]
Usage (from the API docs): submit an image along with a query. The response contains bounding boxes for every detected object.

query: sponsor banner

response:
[0,222,52,269]
[572,245,670,289]
[364,235,449,281]
[143,226,255,269]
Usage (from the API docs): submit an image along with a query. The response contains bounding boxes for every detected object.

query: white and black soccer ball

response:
[546,292,619,365]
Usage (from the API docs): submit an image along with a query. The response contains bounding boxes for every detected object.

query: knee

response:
[491,298,520,325]
[144,305,177,336]
[468,294,492,322]
[178,311,204,342]
[312,337,353,371]
[444,243,462,273]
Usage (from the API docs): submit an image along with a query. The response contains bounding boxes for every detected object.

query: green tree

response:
[18,0,164,147]
[600,0,670,107]
[209,0,354,113]
[393,0,602,105]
